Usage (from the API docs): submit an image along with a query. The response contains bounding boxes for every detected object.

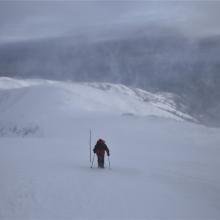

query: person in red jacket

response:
[93,139,110,168]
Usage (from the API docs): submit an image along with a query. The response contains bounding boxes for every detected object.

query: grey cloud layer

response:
[0,1,220,43]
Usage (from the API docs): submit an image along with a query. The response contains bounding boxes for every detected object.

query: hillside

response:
[0,77,194,137]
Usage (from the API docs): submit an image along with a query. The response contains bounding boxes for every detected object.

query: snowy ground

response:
[0,78,220,219]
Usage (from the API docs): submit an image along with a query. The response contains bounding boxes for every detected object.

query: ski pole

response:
[108,156,111,169]
[91,153,95,168]
[89,129,92,163]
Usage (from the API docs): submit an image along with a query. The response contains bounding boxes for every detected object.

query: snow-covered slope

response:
[0,77,194,137]
[0,77,220,219]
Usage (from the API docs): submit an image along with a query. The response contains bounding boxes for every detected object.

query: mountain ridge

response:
[0,77,195,137]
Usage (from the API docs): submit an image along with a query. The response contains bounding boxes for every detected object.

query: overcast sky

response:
[0,1,220,43]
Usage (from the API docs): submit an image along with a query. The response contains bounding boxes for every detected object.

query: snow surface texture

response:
[0,77,220,219]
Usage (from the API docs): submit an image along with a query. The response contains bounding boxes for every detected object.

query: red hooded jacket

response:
[93,139,110,157]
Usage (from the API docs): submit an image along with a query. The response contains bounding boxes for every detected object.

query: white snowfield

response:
[0,77,220,219]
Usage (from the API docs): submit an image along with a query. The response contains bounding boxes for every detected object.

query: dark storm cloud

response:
[0,1,220,43]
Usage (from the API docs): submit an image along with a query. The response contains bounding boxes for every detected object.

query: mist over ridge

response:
[0,0,220,127]
[0,23,220,127]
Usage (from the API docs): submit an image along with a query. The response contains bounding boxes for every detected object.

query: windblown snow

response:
[0,77,220,219]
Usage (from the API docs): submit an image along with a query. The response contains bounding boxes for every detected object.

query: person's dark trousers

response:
[98,156,104,168]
